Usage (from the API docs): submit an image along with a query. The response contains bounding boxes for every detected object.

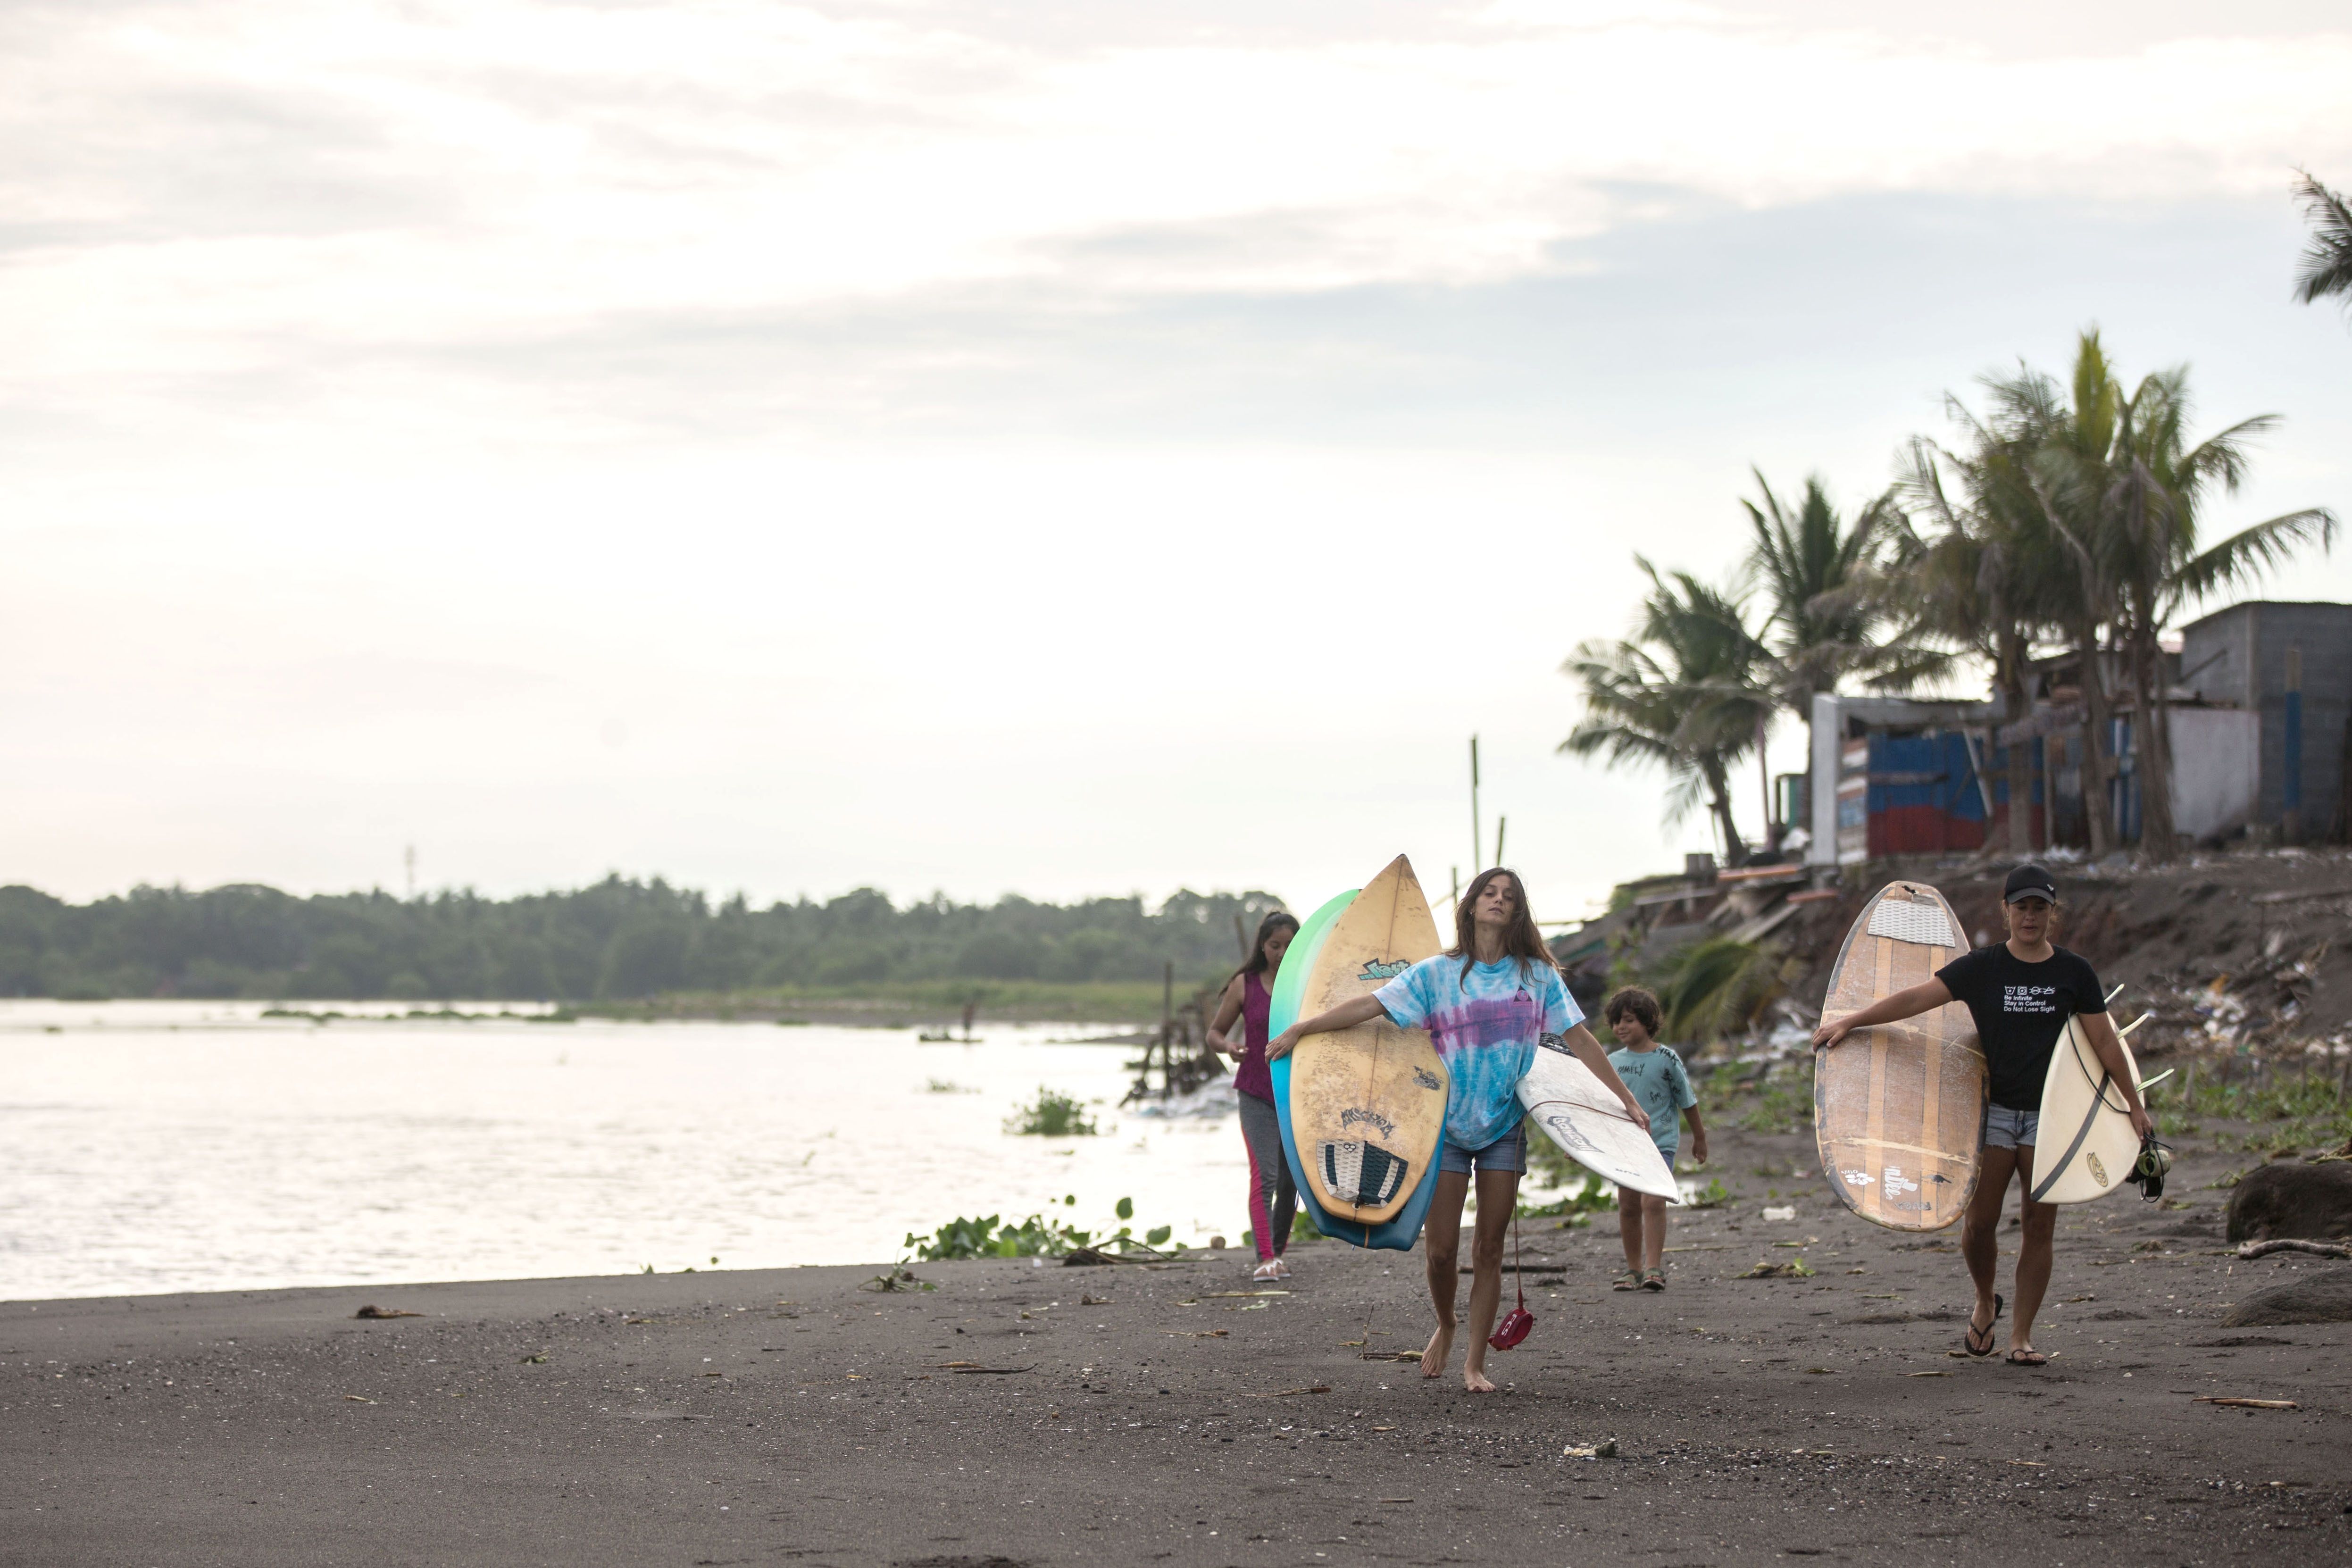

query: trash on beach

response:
[1740,1258,1816,1279]
[1361,1351,1424,1361]
[518,1353,548,1364]
[353,1305,422,1319]
[1079,1293,1111,1305]
[1762,1206,1796,1221]
[1248,1385,1331,1398]
[1201,1289,1291,1297]
[1563,1438,1619,1460]
[2196,1396,2299,1410]
[2237,1239,2352,1261]
[1165,1329,1228,1337]
[1906,1371,1953,1378]
[861,1268,935,1293]
[342,1394,374,1402]
[935,1363,1034,1375]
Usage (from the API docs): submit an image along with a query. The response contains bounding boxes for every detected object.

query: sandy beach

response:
[6,1119,2346,1568]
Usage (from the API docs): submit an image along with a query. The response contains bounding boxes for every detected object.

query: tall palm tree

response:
[2061,365,2337,856]
[1742,470,1946,722]
[1894,433,2060,856]
[1563,561,1772,863]
[2294,171,2352,310]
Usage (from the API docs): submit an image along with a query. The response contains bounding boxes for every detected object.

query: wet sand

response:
[6,1128,2347,1567]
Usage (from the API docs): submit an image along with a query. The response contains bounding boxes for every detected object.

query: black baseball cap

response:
[2003,864,2058,904]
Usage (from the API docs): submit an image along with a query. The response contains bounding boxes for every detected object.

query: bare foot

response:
[1462,1365,1497,1393]
[1420,1323,1453,1378]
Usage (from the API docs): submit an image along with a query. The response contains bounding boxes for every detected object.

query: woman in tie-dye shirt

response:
[1270,868,1645,1393]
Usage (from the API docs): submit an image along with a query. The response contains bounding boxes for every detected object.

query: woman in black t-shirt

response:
[1811,865,2152,1367]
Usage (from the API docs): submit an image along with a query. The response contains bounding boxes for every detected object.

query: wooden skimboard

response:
[1268,856,1449,1249]
[2027,1016,2146,1204]
[1814,880,1985,1231]
[1518,1044,1680,1201]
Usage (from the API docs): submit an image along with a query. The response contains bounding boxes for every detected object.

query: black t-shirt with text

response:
[1934,943,2107,1112]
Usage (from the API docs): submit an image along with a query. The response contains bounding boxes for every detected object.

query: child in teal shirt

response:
[1604,987,1707,1291]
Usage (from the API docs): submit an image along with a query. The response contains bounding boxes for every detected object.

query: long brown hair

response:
[1448,867,1557,982]
[1231,909,1300,985]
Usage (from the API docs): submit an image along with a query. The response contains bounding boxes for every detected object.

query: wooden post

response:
[1233,912,1249,962]
[1469,735,1482,871]
[1161,959,1175,1100]
[1494,815,1508,867]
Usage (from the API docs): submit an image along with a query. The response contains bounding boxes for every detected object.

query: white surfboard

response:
[2027,1014,2149,1205]
[1518,1043,1681,1202]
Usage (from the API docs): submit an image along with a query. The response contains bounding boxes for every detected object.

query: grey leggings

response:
[1236,1092,1299,1260]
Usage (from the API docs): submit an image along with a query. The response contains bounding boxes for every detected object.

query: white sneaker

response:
[1251,1259,1283,1282]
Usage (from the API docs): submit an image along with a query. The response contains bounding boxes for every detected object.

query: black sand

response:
[7,1134,2349,1567]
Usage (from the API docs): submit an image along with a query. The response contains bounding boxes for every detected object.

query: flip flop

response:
[1964,1294,2004,1358]
[1610,1270,1640,1291]
[1640,1269,1666,1292]
[2005,1347,2048,1367]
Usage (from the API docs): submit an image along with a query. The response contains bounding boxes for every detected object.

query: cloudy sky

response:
[5,0,2350,920]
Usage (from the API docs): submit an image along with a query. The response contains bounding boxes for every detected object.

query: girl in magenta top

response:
[1207,910,1300,1281]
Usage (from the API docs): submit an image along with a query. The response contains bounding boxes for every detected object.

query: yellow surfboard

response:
[1814,880,1985,1231]
[1286,855,1449,1225]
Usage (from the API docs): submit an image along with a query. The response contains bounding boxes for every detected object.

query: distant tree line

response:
[0,878,1288,1001]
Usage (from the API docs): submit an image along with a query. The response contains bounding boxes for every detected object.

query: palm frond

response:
[2293,170,2352,308]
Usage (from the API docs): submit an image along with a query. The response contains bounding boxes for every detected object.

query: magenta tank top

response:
[1233,972,1275,1103]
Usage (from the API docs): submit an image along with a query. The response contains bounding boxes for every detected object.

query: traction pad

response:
[1320,1140,1407,1208]
[1866,896,1958,947]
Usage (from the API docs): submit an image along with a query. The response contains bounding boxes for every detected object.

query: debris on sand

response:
[2237,1239,2352,1260]
[1360,1350,1423,1362]
[2195,1396,2299,1410]
[353,1305,422,1319]
[1740,1258,1816,1279]
[1563,1438,1619,1460]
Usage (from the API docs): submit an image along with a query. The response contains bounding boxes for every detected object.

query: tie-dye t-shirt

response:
[1374,955,1584,1150]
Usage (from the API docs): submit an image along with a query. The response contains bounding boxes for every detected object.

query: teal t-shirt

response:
[1608,1044,1695,1159]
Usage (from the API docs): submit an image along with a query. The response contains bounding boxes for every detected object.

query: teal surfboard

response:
[1268,886,1446,1251]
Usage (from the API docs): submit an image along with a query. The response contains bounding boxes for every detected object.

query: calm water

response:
[0,1001,1265,1301]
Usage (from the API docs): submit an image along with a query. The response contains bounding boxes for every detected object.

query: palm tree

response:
[2294,171,2352,310]
[1894,433,2061,856]
[2062,364,2336,856]
[1742,470,1947,719]
[1563,561,1772,863]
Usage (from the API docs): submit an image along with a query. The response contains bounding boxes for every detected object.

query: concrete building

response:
[2178,600,2352,842]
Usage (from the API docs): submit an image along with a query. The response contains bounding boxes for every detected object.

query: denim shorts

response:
[1983,1103,2040,1149]
[1440,1127,1526,1175]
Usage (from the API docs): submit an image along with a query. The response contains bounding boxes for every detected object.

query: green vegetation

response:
[1647,936,1788,1043]
[1003,1087,1101,1137]
[0,878,1281,1003]
[1706,1058,1816,1136]
[905,1194,1176,1259]
[2147,1066,2352,1156]
[1519,1171,1618,1219]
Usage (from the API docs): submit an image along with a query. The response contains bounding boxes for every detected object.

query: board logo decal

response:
[1357,959,1409,982]
[1541,1111,1596,1152]
[1320,1140,1407,1207]
[2086,1151,2109,1187]
[1882,1165,1919,1199]
[1340,1106,1397,1139]
[1413,1066,1443,1091]
[1841,1168,1870,1187]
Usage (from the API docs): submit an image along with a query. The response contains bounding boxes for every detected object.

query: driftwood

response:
[2236,1238,2352,1260]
